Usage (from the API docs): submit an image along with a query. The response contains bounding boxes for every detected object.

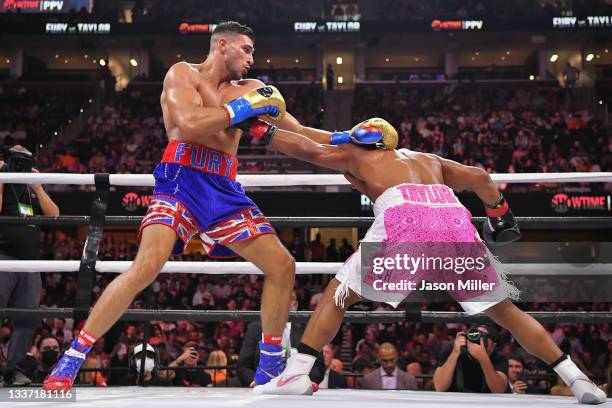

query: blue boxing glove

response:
[224,86,286,127]
[330,118,398,150]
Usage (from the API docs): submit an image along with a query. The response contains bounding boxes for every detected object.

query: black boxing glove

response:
[233,117,277,146]
[482,193,521,244]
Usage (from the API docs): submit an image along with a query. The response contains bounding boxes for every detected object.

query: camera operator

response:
[433,325,510,393]
[0,145,59,386]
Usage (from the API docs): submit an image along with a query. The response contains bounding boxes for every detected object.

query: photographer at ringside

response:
[433,325,510,393]
[0,145,59,386]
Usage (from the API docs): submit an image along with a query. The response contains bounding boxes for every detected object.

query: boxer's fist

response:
[224,86,286,127]
[330,118,398,150]
[234,117,277,146]
[482,194,521,244]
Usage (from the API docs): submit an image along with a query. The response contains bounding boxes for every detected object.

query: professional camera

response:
[1,146,35,173]
[465,327,488,345]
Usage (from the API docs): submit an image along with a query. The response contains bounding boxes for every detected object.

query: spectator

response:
[171,342,212,387]
[360,343,418,390]
[21,336,60,383]
[507,354,545,394]
[563,62,580,88]
[319,344,347,389]
[326,64,334,91]
[326,238,339,262]
[129,342,172,386]
[192,283,215,307]
[307,233,325,262]
[205,350,239,386]
[433,325,509,393]
[288,235,305,261]
[338,238,354,261]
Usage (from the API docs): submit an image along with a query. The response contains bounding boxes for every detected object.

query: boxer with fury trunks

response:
[44,21,358,390]
[236,117,605,403]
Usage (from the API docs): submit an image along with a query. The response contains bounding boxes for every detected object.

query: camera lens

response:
[466,327,481,343]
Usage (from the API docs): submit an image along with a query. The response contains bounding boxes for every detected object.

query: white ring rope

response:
[1,172,612,186]
[0,260,610,276]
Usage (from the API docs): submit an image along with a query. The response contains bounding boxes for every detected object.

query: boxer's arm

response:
[435,155,501,206]
[269,128,353,172]
[164,62,231,139]
[270,111,332,144]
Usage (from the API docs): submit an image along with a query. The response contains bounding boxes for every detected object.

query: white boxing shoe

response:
[253,353,318,395]
[553,355,607,404]
[570,378,607,405]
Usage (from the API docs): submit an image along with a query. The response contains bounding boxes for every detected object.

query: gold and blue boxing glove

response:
[224,86,286,127]
[330,118,398,150]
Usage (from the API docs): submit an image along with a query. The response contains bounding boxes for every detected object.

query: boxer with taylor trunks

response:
[233,116,605,403]
[44,21,365,391]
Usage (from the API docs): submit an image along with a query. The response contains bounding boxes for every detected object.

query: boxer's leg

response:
[228,234,295,384]
[83,224,176,337]
[485,300,606,404]
[301,278,360,351]
[228,233,295,338]
[44,224,176,391]
[485,300,561,363]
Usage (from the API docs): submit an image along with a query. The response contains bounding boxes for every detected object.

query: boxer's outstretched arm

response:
[269,128,353,172]
[163,62,232,139]
[270,111,332,144]
[435,155,501,206]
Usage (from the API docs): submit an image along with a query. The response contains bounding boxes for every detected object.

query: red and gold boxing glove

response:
[233,117,277,146]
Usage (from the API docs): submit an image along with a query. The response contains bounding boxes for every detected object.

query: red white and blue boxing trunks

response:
[138,140,275,257]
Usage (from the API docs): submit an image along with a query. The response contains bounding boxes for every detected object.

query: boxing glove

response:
[330,118,398,150]
[482,194,521,244]
[233,117,277,145]
[224,86,286,127]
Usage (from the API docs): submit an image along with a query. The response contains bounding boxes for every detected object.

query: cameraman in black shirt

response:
[433,325,510,394]
[0,145,59,386]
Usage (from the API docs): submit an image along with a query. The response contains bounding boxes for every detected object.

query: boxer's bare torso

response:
[160,62,262,155]
[342,147,445,201]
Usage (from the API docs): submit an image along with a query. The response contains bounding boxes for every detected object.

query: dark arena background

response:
[0,1,611,407]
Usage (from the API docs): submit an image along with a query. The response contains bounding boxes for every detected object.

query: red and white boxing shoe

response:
[253,353,318,395]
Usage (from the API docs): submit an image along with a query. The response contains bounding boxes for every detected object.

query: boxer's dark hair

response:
[212,21,254,41]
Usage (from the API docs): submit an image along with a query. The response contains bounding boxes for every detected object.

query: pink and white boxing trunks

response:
[334,183,519,315]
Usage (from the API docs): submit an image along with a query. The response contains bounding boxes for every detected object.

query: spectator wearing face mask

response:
[129,342,172,386]
[21,336,61,383]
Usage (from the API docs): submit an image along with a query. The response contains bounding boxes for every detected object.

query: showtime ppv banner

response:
[1,0,92,13]
[46,190,612,218]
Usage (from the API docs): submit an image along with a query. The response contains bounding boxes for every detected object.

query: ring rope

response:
[0,260,610,275]
[0,215,610,229]
[1,172,612,186]
[0,308,609,324]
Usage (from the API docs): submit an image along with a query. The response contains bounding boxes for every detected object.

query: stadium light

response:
[130,59,138,67]
[99,58,106,66]
[529,75,535,80]
[337,76,344,84]
[586,53,594,62]
[550,54,558,62]
[336,56,343,65]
